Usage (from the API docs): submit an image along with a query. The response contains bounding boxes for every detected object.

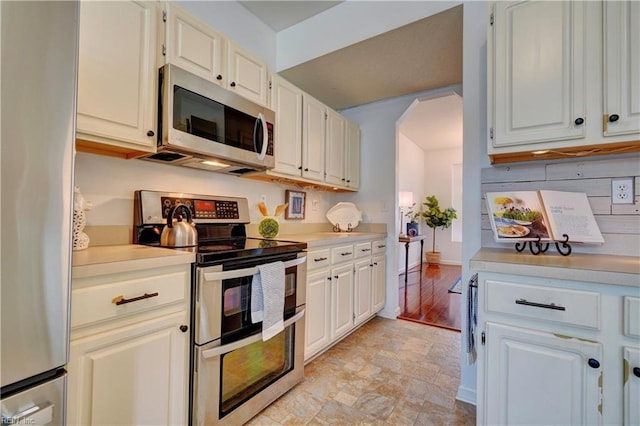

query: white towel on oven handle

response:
[251,261,285,341]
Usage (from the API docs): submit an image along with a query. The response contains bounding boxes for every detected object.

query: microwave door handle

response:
[201,308,306,359]
[202,256,306,282]
[255,112,268,160]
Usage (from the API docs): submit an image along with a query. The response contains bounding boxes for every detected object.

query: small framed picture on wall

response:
[285,190,306,220]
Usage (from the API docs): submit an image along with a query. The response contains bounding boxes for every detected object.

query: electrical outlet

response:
[311,199,319,211]
[612,177,634,205]
[260,194,267,204]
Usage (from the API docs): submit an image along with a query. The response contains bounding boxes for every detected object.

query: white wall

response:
[423,147,463,265]
[398,132,426,272]
[74,152,336,228]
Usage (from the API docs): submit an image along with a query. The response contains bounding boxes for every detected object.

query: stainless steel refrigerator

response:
[1,2,78,424]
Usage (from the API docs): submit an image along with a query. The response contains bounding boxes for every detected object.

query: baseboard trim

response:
[456,385,477,406]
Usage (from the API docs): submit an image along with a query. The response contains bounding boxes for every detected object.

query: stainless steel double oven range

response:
[134,190,307,425]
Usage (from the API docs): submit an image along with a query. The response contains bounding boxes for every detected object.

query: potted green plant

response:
[421,195,457,265]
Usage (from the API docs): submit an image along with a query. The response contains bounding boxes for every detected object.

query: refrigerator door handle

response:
[3,402,54,425]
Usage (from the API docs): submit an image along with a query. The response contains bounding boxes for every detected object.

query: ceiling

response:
[239,1,463,151]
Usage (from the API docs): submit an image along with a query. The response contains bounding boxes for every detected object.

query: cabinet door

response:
[330,264,354,340]
[624,346,640,426]
[324,109,346,186]
[304,270,331,360]
[271,75,303,176]
[372,253,386,312]
[302,96,326,181]
[345,121,361,190]
[354,259,372,325]
[68,312,189,426]
[491,1,585,147]
[228,42,269,106]
[164,3,226,85]
[483,322,602,426]
[603,1,640,137]
[77,1,157,150]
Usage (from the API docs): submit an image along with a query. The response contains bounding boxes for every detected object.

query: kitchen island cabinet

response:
[488,0,640,163]
[68,245,194,426]
[472,248,640,425]
[76,1,158,157]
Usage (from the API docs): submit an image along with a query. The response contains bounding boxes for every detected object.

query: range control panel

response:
[135,190,250,225]
[160,197,239,220]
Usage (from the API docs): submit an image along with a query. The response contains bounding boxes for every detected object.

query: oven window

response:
[219,327,294,417]
[220,265,298,342]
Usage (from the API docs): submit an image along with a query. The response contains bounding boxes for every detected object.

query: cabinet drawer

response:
[307,249,330,271]
[624,296,640,338]
[71,270,188,328]
[331,244,354,263]
[354,242,372,258]
[372,239,387,254]
[485,280,601,329]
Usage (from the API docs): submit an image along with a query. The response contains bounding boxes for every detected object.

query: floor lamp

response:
[398,191,414,237]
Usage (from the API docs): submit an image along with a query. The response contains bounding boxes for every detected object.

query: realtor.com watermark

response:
[2,418,36,425]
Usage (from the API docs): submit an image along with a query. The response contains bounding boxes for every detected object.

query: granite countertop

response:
[72,245,195,279]
[471,248,640,287]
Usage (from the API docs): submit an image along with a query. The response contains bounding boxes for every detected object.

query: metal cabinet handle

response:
[574,117,584,125]
[180,325,188,333]
[377,245,386,249]
[314,257,328,262]
[341,252,352,256]
[633,367,640,378]
[334,275,339,279]
[608,114,620,122]
[230,81,236,87]
[515,298,565,311]
[112,292,159,306]
[146,130,155,137]
[361,248,371,252]
[588,358,600,369]
[216,74,222,80]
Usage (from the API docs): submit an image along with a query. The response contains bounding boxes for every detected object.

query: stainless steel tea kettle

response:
[160,204,197,247]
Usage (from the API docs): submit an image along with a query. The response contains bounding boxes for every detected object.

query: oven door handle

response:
[203,256,306,281]
[201,308,306,359]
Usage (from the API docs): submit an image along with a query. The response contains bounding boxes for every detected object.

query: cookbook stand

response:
[515,234,572,256]
[332,223,354,232]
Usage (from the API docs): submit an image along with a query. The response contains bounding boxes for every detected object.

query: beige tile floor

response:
[248,317,476,425]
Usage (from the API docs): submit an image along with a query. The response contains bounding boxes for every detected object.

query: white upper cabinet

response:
[603,1,640,137]
[76,1,158,154]
[270,75,303,176]
[324,109,346,186]
[162,3,269,106]
[490,1,586,148]
[163,3,225,84]
[488,0,640,163]
[227,42,269,106]
[345,120,361,190]
[302,95,327,182]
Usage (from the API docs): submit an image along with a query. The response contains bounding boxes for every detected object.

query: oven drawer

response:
[485,280,601,329]
[331,244,354,263]
[307,249,330,271]
[71,269,188,328]
[372,239,387,254]
[354,242,372,258]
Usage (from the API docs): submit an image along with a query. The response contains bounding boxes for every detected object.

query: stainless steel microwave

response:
[141,64,275,175]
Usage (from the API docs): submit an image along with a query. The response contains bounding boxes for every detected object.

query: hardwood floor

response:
[398,263,462,331]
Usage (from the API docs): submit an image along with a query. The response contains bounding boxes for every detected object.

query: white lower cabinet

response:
[304,269,331,358]
[484,322,602,425]
[68,261,191,426]
[623,346,640,425]
[68,312,188,425]
[305,237,387,361]
[477,271,640,426]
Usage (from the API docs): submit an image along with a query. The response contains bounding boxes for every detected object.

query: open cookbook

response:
[486,190,604,244]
